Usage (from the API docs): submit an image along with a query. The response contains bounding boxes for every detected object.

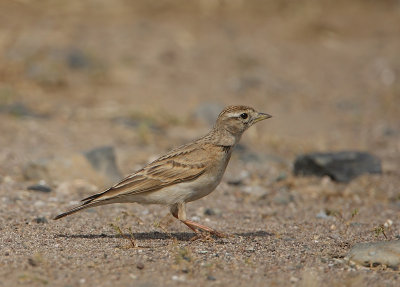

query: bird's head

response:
[214,105,272,138]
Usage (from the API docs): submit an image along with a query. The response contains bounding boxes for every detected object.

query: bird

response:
[54,105,272,238]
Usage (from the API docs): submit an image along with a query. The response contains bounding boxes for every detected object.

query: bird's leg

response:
[170,203,227,239]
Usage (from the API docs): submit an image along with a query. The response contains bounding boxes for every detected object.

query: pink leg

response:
[170,203,227,238]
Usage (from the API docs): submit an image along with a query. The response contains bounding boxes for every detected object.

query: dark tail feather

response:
[80,188,110,202]
[53,201,103,220]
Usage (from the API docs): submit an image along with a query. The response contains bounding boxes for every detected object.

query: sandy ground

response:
[0,1,400,286]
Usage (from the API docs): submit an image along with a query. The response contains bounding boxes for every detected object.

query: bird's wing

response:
[81,143,209,203]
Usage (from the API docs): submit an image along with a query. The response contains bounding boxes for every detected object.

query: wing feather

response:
[81,144,210,203]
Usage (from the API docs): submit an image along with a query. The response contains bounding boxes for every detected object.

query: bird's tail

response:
[53,200,105,220]
[53,188,114,220]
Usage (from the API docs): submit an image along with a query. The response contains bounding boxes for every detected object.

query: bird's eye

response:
[240,113,248,119]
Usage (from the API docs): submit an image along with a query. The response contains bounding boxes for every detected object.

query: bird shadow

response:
[54,230,273,242]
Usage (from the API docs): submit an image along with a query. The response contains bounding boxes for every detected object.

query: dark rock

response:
[207,275,216,281]
[136,262,144,270]
[346,241,400,269]
[67,49,90,69]
[28,258,38,267]
[34,217,48,224]
[293,151,381,182]
[226,178,243,186]
[84,146,122,182]
[27,183,52,193]
[204,208,222,216]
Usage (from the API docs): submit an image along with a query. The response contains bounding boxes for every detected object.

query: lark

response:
[54,105,271,237]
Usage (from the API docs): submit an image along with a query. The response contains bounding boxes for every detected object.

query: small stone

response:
[34,217,48,224]
[243,185,267,197]
[207,275,216,281]
[384,219,393,228]
[204,208,222,216]
[316,210,333,220]
[27,183,52,193]
[346,240,400,269]
[172,275,185,282]
[67,49,90,70]
[28,258,38,267]
[245,246,255,252]
[290,276,299,283]
[84,146,122,183]
[293,151,382,182]
[136,262,144,270]
[272,190,294,205]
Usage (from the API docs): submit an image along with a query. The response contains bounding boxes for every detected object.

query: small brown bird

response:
[54,105,271,237]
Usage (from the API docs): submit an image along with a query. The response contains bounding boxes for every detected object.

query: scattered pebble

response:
[84,146,122,182]
[191,216,200,222]
[272,190,294,205]
[207,275,216,281]
[136,262,144,270]
[204,208,222,216]
[290,276,299,283]
[384,219,393,228]
[346,240,400,269]
[27,258,38,267]
[34,217,48,224]
[243,185,267,197]
[171,275,186,282]
[316,210,333,220]
[245,246,255,252]
[27,183,52,193]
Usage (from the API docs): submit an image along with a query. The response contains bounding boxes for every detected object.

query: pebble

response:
[245,246,255,252]
[171,275,186,282]
[204,208,222,216]
[316,210,333,220]
[27,182,52,193]
[27,258,38,267]
[84,146,122,183]
[136,262,144,270]
[207,275,216,281]
[34,217,48,224]
[272,190,294,205]
[293,151,382,182]
[346,240,400,269]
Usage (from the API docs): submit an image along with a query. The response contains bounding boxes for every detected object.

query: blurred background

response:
[0,0,399,183]
[1,1,400,285]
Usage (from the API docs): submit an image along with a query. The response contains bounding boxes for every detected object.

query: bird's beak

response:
[254,112,272,123]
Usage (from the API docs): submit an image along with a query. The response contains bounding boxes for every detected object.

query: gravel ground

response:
[1,1,400,286]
